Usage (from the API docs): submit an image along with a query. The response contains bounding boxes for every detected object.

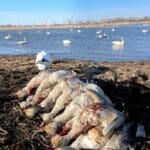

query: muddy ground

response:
[0,55,150,149]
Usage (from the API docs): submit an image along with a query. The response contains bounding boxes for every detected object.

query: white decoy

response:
[112,27,115,32]
[96,30,102,34]
[112,37,125,45]
[16,37,27,44]
[35,50,50,71]
[77,29,81,32]
[63,40,72,45]
[142,24,149,27]
[98,33,106,38]
[5,34,11,40]
[112,44,124,50]
[46,31,51,35]
[142,29,148,33]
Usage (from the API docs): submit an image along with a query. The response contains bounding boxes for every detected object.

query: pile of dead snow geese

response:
[16,70,133,149]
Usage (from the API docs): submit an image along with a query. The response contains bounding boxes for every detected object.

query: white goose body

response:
[63,40,72,45]
[112,27,115,32]
[96,30,102,34]
[112,37,125,45]
[16,37,27,44]
[46,31,51,35]
[5,34,11,40]
[35,50,50,71]
[98,33,106,38]
[142,29,148,33]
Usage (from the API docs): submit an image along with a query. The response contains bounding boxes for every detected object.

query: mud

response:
[0,55,150,149]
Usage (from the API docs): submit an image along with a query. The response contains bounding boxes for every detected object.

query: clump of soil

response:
[0,55,150,149]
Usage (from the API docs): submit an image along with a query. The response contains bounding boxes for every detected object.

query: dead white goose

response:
[71,126,108,149]
[40,78,82,121]
[20,85,53,110]
[50,103,126,148]
[41,92,94,123]
[84,83,112,105]
[30,70,74,106]
[39,81,67,109]
[42,82,110,123]
[112,37,125,45]
[17,71,73,107]
[17,70,129,149]
[43,85,105,124]
[71,122,132,150]
[50,104,102,148]
[16,37,27,44]
[16,71,50,99]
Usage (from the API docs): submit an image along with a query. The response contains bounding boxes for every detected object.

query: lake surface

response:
[0,24,150,62]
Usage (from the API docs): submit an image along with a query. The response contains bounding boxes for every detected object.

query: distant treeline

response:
[101,16,150,23]
[1,17,150,28]
[65,16,150,25]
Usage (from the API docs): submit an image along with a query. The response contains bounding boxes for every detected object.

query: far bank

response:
[1,20,150,30]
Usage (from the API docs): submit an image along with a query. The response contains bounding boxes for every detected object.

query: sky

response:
[0,0,150,25]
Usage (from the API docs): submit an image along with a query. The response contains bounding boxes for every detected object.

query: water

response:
[0,24,150,62]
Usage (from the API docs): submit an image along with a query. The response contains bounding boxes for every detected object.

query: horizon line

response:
[0,16,150,26]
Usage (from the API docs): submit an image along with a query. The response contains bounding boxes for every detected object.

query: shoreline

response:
[0,54,150,63]
[0,55,149,101]
[1,20,150,30]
